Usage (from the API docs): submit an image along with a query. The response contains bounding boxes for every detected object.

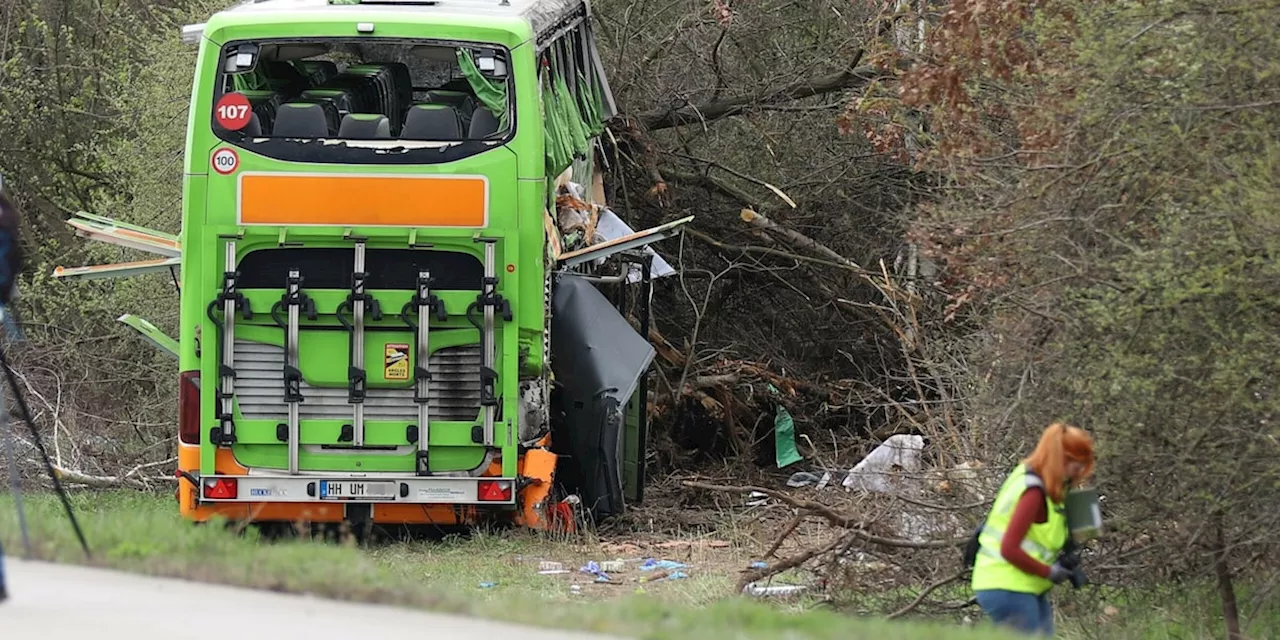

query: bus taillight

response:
[179,371,200,445]
[478,480,513,502]
[202,477,237,500]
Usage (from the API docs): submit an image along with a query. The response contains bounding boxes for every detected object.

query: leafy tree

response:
[882,0,1280,635]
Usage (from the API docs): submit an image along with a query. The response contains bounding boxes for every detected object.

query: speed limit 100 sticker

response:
[212,148,239,175]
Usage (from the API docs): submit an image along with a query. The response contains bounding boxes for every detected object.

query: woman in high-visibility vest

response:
[971,422,1095,636]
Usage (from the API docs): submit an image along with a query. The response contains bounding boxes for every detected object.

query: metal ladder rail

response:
[401,270,447,475]
[271,270,316,475]
[337,240,382,447]
[207,239,252,447]
[470,240,512,447]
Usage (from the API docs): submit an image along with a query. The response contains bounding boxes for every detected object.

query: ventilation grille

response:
[232,340,482,422]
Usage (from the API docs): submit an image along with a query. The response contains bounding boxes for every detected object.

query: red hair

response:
[1023,422,1095,503]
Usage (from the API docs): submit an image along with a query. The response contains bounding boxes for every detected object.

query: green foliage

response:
[0,0,216,471]
[902,0,1280,609]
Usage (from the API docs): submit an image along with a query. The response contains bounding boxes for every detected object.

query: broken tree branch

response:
[683,481,968,549]
[740,208,866,271]
[765,513,805,558]
[633,58,877,131]
[887,569,969,620]
[53,465,174,489]
[737,535,847,593]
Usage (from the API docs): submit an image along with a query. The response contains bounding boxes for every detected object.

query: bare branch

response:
[631,60,879,131]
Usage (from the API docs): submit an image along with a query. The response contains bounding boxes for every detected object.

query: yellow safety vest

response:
[971,462,1068,595]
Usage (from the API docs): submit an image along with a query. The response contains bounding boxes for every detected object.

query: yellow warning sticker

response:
[384,343,410,381]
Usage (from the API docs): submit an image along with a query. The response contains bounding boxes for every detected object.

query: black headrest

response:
[263,61,312,95]
[427,90,477,115]
[468,107,500,138]
[273,103,330,137]
[402,104,463,140]
[338,113,391,139]
[297,60,338,85]
[243,113,262,137]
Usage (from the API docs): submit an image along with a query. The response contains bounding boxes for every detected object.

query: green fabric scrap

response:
[456,49,509,130]
[770,384,803,468]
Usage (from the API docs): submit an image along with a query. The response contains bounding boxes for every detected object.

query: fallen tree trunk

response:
[633,61,879,131]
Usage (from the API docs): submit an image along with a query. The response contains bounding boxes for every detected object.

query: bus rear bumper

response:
[196,474,516,505]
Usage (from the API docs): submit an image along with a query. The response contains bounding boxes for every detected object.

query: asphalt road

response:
[1,558,622,639]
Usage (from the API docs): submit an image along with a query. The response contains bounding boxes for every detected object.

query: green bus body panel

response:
[182,12,547,478]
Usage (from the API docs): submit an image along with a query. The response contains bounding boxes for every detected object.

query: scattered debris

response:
[749,561,768,569]
[788,469,846,489]
[639,569,688,583]
[640,559,688,572]
[787,471,823,487]
[478,582,496,589]
[580,561,612,583]
[538,561,565,573]
[600,560,626,573]
[654,539,730,550]
[602,542,643,556]
[772,388,803,468]
[742,583,808,598]
[841,434,925,494]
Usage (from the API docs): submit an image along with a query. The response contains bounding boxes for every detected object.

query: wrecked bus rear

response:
[55,0,687,531]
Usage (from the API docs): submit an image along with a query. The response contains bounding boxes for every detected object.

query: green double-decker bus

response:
[55,0,689,531]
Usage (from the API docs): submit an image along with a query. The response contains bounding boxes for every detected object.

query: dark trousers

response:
[976,589,1054,636]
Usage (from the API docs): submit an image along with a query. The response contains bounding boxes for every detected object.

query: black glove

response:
[1047,562,1073,584]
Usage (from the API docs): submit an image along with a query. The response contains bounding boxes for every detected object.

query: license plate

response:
[319,480,397,500]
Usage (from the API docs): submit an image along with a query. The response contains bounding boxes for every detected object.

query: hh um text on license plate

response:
[319,480,396,500]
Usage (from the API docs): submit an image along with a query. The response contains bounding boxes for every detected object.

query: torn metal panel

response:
[66,214,182,258]
[52,257,181,280]
[549,274,655,520]
[117,314,179,359]
[557,214,691,272]
[590,209,677,283]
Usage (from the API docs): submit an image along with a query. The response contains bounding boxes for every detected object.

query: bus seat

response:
[301,88,359,118]
[468,107,500,138]
[339,113,392,139]
[243,112,263,137]
[295,60,338,86]
[402,104,463,140]
[427,89,477,116]
[356,62,413,119]
[238,90,283,132]
[262,60,312,97]
[336,67,399,130]
[273,102,333,137]
[436,78,474,94]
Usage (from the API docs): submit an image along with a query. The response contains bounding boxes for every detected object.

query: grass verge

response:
[5,490,1269,639]
[0,490,1019,640]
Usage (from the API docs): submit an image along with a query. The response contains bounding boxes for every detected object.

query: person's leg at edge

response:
[975,589,1045,635]
[1036,592,1055,636]
[0,537,7,602]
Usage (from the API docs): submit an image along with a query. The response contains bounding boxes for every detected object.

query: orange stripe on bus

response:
[238,173,487,227]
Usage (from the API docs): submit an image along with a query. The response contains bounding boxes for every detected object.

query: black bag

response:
[962,522,982,569]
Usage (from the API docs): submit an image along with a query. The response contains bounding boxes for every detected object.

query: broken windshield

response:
[210,38,514,164]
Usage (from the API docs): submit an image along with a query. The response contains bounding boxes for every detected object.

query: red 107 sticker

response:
[212,148,239,175]
[215,92,253,131]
